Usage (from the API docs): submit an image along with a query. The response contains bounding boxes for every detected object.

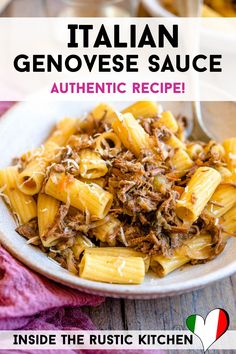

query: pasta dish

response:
[0,101,235,284]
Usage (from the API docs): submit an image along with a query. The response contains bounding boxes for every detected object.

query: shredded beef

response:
[16,219,38,239]
[43,204,76,242]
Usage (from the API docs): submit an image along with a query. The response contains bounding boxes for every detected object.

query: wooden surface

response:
[1,2,236,352]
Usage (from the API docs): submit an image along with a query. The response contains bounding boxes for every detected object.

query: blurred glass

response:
[57,0,139,17]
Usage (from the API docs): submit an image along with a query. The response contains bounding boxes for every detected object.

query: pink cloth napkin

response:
[0,246,103,330]
[0,102,163,354]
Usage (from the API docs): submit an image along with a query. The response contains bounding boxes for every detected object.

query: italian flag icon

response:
[186,308,229,352]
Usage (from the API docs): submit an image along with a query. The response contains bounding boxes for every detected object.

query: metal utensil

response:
[176,0,203,17]
[190,101,213,141]
[175,0,214,141]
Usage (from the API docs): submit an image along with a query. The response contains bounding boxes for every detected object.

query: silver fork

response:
[175,0,213,141]
[190,102,213,142]
[176,0,203,17]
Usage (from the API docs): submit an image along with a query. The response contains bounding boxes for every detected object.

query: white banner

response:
[0,18,235,101]
[0,330,235,350]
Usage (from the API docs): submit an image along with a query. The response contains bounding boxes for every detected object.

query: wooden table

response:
[1,2,236,352]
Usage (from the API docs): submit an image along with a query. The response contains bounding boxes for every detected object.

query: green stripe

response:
[186,315,196,333]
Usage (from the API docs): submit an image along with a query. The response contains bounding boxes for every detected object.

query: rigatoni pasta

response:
[17,142,59,195]
[176,167,221,223]
[187,143,205,160]
[223,137,236,172]
[79,149,108,179]
[46,117,77,146]
[112,112,151,157]
[78,177,106,188]
[0,166,37,224]
[95,131,121,156]
[121,101,161,118]
[37,193,60,247]
[220,205,236,235]
[207,184,236,218]
[72,235,95,259]
[79,254,145,284]
[151,233,213,276]
[151,254,190,277]
[1,101,236,285]
[171,148,193,175]
[45,173,113,219]
[165,134,186,150]
[215,166,232,179]
[153,111,179,133]
[92,215,121,245]
[84,247,150,273]
[88,103,115,124]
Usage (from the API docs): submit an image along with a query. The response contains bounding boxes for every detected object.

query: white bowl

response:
[0,101,236,299]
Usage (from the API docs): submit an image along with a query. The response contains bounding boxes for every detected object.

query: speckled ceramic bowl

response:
[0,101,236,299]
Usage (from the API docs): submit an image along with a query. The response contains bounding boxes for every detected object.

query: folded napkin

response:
[0,102,163,354]
[0,246,103,330]
[0,228,162,354]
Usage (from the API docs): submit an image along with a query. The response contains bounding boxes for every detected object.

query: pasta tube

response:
[223,137,236,171]
[215,166,232,179]
[37,193,60,247]
[72,235,95,259]
[122,101,161,118]
[165,134,186,150]
[92,215,120,244]
[153,111,178,133]
[223,173,236,184]
[151,233,213,276]
[112,112,151,157]
[221,205,236,234]
[46,117,77,146]
[187,143,204,160]
[85,247,150,272]
[176,167,221,223]
[95,131,121,155]
[45,173,113,219]
[79,254,145,284]
[0,166,37,224]
[171,148,193,175]
[79,149,108,179]
[17,142,58,195]
[79,103,116,129]
[180,233,213,260]
[20,147,42,164]
[207,184,236,218]
[207,143,225,160]
[151,254,189,277]
[79,177,105,188]
[89,103,115,121]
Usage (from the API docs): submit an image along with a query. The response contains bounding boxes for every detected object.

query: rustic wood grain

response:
[1,5,236,353]
[84,277,236,332]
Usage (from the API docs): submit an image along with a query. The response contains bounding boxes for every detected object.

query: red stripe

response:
[216,309,228,339]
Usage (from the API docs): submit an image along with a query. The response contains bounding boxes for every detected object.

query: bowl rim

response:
[1,230,236,299]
